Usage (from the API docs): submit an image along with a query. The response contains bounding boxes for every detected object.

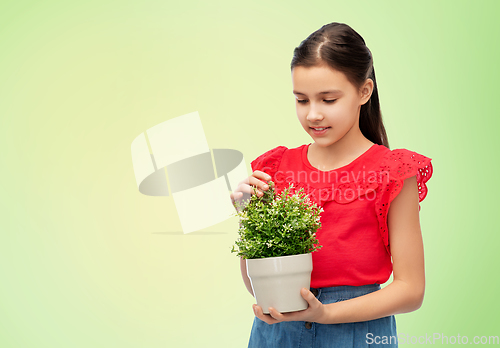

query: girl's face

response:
[292,65,372,147]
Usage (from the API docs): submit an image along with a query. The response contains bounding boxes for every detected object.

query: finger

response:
[230,187,256,205]
[231,192,246,209]
[299,288,326,323]
[252,170,272,183]
[232,191,247,200]
[233,173,273,205]
[235,181,265,198]
[268,307,286,321]
[301,288,320,307]
[268,306,308,322]
[230,192,239,201]
[240,180,267,194]
[231,190,250,210]
[253,305,279,325]
[247,177,270,196]
[235,182,255,195]
[237,173,269,189]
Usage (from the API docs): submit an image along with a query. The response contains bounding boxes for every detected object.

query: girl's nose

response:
[306,105,324,122]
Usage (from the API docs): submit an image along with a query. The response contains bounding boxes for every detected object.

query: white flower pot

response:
[246,253,313,314]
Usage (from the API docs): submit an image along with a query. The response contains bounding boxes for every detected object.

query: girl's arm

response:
[318,174,425,323]
[253,175,425,324]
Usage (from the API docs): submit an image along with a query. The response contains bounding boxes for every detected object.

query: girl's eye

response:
[296,99,337,104]
[297,99,337,104]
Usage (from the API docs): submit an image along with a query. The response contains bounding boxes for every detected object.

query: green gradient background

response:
[1,0,498,347]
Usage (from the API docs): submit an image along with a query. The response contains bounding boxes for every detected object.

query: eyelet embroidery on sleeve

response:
[250,146,288,179]
[376,149,433,255]
[380,151,433,203]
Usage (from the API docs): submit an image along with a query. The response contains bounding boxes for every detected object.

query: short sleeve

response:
[376,149,433,255]
[250,146,288,180]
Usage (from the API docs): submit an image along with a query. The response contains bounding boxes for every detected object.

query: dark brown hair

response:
[291,22,390,148]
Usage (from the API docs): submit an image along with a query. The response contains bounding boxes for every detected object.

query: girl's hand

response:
[230,170,272,212]
[252,288,326,325]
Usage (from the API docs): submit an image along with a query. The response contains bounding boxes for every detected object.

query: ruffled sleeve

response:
[376,149,433,255]
[250,146,288,180]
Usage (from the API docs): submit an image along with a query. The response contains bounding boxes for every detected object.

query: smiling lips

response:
[311,127,330,130]
[310,127,330,135]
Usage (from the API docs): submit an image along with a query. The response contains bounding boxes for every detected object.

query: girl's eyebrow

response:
[293,90,343,95]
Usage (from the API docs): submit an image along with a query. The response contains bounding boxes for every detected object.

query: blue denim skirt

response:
[247,284,398,348]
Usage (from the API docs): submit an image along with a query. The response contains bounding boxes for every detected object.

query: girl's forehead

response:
[292,65,351,92]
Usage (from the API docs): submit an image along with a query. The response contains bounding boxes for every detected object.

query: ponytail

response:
[360,66,389,148]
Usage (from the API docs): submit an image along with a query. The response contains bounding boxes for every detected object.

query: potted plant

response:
[232,181,323,314]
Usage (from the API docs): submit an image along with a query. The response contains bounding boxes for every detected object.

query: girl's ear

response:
[359,78,374,105]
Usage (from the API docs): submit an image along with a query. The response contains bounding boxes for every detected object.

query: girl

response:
[230,22,433,348]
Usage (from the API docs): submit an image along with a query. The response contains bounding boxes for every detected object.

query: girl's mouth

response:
[310,127,330,135]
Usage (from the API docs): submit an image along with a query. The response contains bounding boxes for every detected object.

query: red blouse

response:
[250,143,433,288]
